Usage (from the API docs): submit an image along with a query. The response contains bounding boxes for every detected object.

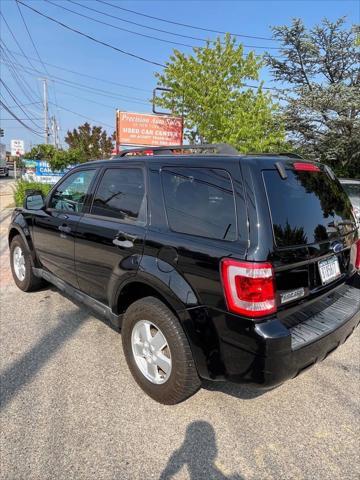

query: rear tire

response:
[10,235,44,291]
[122,296,201,404]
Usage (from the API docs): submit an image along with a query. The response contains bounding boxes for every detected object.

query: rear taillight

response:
[220,259,277,318]
[293,162,320,172]
[355,240,360,270]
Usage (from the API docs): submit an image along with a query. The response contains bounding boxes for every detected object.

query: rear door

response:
[149,163,248,311]
[261,163,357,311]
[74,165,146,304]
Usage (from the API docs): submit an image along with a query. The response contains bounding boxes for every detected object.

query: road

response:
[0,209,359,480]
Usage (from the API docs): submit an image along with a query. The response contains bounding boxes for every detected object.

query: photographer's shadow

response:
[159,421,244,480]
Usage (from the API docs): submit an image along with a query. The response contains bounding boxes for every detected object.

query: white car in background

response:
[339,178,360,227]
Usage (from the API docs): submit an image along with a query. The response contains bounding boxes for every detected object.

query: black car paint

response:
[8,155,360,387]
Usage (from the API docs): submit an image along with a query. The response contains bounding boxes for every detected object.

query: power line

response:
[70,0,213,44]
[2,54,282,100]
[45,0,194,48]
[0,100,43,136]
[4,101,43,109]
[17,1,166,67]
[15,0,64,131]
[0,11,42,75]
[1,58,151,103]
[15,1,51,77]
[55,88,147,111]
[96,0,277,42]
[0,79,43,130]
[1,118,43,121]
[6,48,149,93]
[0,40,43,106]
[66,0,278,50]
[49,102,114,130]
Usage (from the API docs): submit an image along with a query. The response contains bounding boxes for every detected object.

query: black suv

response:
[8,145,360,404]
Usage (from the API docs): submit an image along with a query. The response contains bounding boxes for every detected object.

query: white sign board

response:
[11,139,25,157]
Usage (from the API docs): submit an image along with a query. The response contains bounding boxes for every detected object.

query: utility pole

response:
[42,78,49,144]
[51,116,58,148]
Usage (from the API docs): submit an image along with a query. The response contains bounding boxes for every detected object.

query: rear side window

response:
[263,169,354,247]
[162,167,237,241]
[91,168,145,222]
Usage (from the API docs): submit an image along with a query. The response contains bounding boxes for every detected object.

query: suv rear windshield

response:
[263,169,354,247]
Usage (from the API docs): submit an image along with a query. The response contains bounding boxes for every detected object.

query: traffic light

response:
[0,128,4,137]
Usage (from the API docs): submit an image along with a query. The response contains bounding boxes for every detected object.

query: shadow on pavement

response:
[0,306,89,410]
[159,421,244,480]
[202,379,270,400]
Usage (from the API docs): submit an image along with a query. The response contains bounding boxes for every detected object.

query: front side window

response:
[49,169,95,213]
[91,168,145,222]
[162,167,237,241]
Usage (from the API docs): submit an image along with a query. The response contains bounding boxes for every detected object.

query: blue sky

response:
[0,0,359,151]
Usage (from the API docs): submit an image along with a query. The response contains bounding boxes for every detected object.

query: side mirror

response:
[24,191,45,210]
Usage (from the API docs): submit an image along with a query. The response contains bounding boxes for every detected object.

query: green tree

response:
[23,144,85,171]
[65,122,114,161]
[155,34,287,152]
[24,144,58,160]
[266,18,360,177]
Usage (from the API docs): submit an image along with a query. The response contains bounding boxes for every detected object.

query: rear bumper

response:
[186,275,360,386]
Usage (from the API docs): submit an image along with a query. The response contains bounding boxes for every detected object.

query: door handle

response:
[112,238,134,248]
[112,231,137,248]
[58,224,71,234]
[117,231,137,242]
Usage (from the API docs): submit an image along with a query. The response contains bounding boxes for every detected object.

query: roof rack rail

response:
[115,143,239,157]
[246,152,304,159]
[278,153,304,159]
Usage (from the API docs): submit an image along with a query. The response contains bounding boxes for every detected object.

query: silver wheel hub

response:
[13,246,26,281]
[131,320,172,385]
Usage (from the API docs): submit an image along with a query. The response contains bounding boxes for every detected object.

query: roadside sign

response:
[116,111,183,147]
[10,139,25,157]
[22,159,73,184]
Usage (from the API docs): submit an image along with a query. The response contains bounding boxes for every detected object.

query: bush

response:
[13,180,53,207]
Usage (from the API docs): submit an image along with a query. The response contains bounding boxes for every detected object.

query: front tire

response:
[10,235,43,291]
[122,297,201,404]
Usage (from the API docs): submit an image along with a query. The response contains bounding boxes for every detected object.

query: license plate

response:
[318,256,341,284]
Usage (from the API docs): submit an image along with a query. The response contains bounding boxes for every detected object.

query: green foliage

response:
[24,144,59,161]
[65,122,114,161]
[155,34,287,152]
[23,122,114,171]
[266,18,360,177]
[23,144,84,171]
[13,179,52,207]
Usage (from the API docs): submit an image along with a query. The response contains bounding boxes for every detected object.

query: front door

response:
[32,168,97,288]
[74,166,146,304]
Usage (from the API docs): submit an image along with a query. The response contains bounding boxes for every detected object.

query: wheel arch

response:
[114,279,187,320]
[8,223,39,267]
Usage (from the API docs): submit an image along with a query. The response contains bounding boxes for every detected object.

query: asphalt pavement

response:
[0,209,359,480]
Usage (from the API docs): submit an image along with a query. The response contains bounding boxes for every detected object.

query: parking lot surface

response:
[1,209,359,480]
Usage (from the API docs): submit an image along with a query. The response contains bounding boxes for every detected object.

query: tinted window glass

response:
[50,169,95,213]
[162,167,237,241]
[263,170,354,247]
[91,168,145,222]
[341,182,360,203]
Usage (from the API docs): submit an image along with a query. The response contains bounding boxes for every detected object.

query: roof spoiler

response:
[115,143,239,157]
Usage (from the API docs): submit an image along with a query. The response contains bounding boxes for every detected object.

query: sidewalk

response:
[0,209,14,289]
[0,178,16,211]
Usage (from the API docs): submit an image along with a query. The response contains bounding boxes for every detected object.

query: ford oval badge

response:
[331,241,343,254]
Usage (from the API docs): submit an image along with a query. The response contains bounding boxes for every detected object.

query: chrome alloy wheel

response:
[13,246,26,281]
[131,320,172,385]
